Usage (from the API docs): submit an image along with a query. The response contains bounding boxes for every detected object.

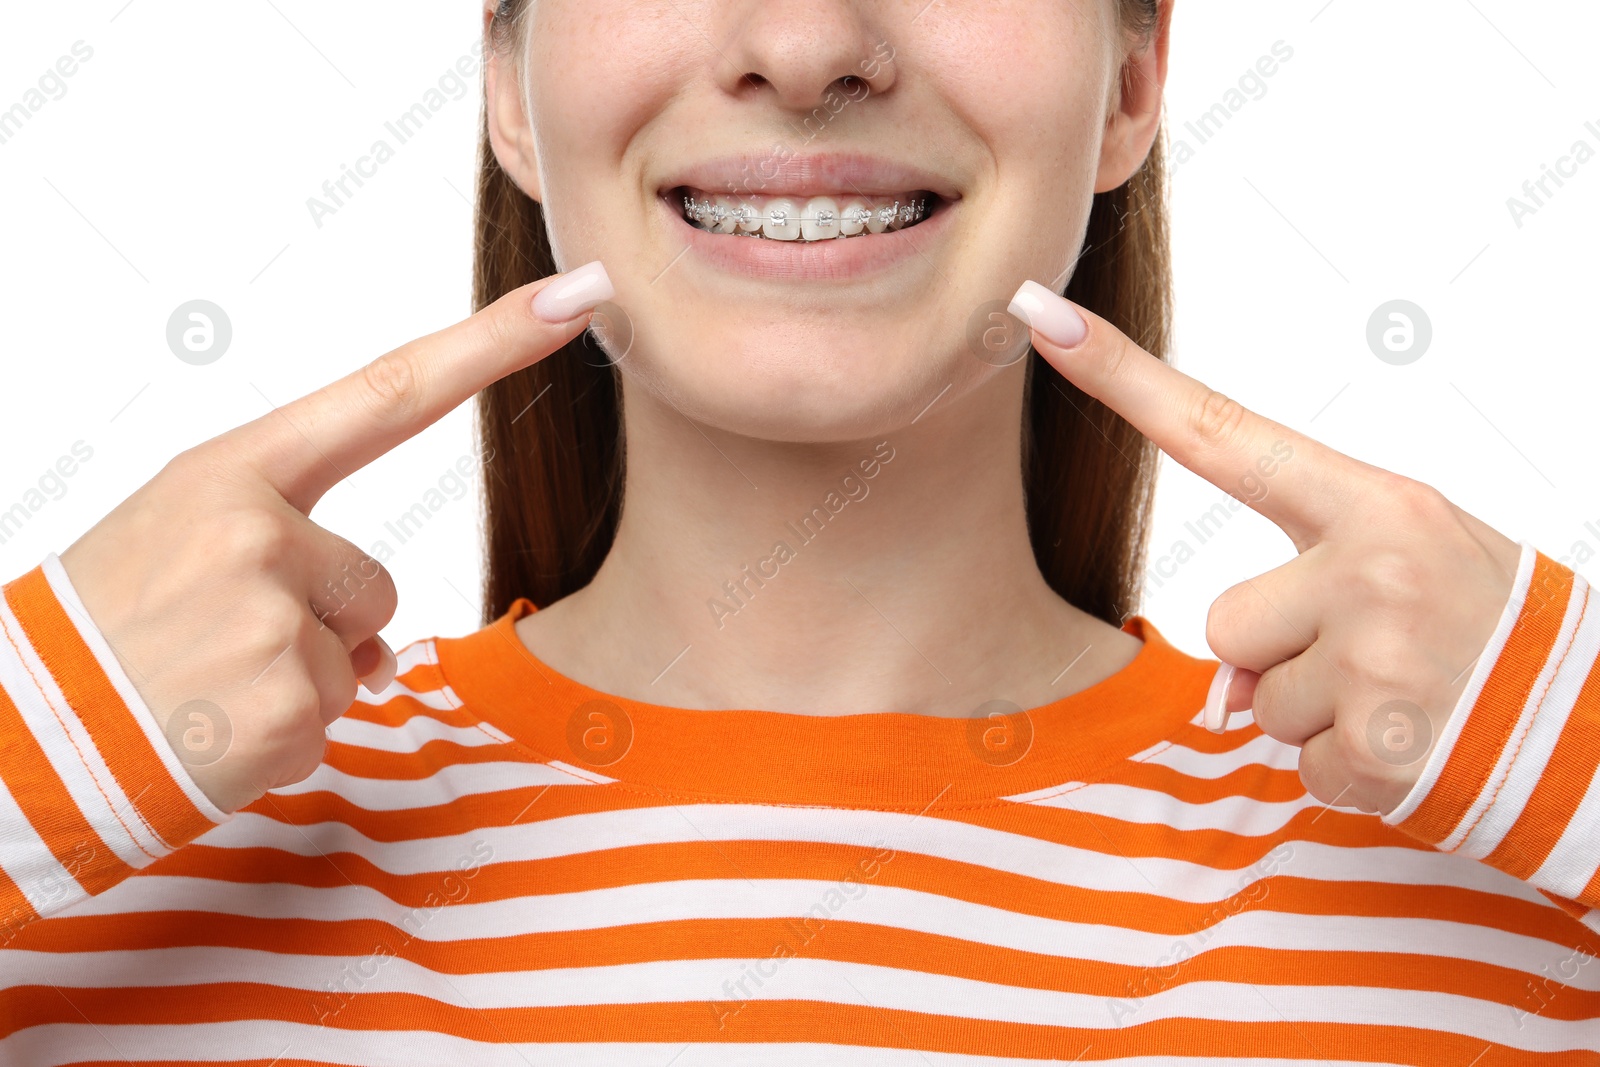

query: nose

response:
[713,0,897,111]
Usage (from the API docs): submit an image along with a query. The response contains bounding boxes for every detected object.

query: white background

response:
[0,0,1595,662]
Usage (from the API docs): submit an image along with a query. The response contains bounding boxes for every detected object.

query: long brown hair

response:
[473,0,1170,630]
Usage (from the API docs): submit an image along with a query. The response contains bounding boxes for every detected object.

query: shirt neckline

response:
[434,599,1216,809]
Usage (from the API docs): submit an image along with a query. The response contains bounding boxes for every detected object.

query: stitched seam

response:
[0,602,161,862]
[1451,583,1590,853]
[433,638,1212,812]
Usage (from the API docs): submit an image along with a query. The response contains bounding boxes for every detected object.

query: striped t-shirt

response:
[1,540,1597,1064]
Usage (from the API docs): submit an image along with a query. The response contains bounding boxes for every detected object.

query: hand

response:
[58,262,613,813]
[1009,281,1524,815]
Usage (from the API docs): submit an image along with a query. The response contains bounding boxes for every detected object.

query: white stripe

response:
[328,714,511,753]
[40,552,228,825]
[1019,779,1344,836]
[1531,760,1600,899]
[0,775,86,916]
[352,675,462,713]
[1131,733,1301,780]
[393,638,437,675]
[0,590,163,866]
[0,1023,1420,1067]
[1460,575,1599,858]
[52,874,1600,987]
[86,807,1556,912]
[1446,572,1593,857]
[1385,539,1538,829]
[3,951,1589,1050]
[264,759,601,808]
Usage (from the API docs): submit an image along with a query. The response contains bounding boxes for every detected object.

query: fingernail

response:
[532,260,614,324]
[1203,662,1237,734]
[359,635,397,696]
[1008,280,1087,350]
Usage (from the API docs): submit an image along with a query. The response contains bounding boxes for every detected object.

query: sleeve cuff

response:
[0,553,229,925]
[1381,540,1600,903]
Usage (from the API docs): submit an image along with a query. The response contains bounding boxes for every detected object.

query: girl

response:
[2,0,1596,1062]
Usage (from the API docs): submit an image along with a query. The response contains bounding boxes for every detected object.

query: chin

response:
[617,315,984,444]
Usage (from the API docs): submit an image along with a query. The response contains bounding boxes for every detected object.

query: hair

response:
[473,0,1170,629]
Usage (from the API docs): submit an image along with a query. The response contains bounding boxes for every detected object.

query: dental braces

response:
[681,194,929,235]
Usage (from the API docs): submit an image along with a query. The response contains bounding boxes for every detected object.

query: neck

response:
[516,368,1141,716]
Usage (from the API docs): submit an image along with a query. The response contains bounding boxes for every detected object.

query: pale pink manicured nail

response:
[532,260,614,324]
[358,635,397,696]
[1007,280,1087,350]
[1203,662,1238,733]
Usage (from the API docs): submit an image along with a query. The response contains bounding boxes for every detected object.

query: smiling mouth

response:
[672,186,941,242]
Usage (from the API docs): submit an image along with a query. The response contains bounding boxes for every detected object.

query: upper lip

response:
[659,150,961,202]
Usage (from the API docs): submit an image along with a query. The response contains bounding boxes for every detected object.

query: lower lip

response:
[658,192,956,283]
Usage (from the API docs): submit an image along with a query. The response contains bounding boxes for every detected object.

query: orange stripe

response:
[4,986,1584,1063]
[13,912,1597,1022]
[25,834,1576,953]
[3,567,212,853]
[0,659,132,898]
[1399,551,1574,846]
[1488,644,1600,879]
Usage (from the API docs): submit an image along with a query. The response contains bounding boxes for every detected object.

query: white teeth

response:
[800,196,840,241]
[679,189,933,240]
[762,197,801,240]
[735,203,762,232]
[839,199,870,236]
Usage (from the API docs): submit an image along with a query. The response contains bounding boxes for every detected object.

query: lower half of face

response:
[528,1,1114,444]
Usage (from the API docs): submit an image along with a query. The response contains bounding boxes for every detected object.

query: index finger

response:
[222,262,613,515]
[1009,280,1367,546]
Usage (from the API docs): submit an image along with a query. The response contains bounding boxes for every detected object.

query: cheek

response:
[920,3,1112,184]
[523,3,685,227]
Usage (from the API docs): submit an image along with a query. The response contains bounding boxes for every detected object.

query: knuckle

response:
[317,543,398,626]
[287,736,329,786]
[1345,638,1415,694]
[218,509,295,572]
[160,445,205,482]
[470,300,521,361]
[1351,548,1429,610]
[257,599,309,651]
[161,443,235,493]
[1204,593,1242,659]
[271,672,326,726]
[1190,389,1248,452]
[1101,333,1136,384]
[360,349,422,424]
[1386,476,1453,528]
[1333,718,1388,790]
[1250,664,1292,737]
